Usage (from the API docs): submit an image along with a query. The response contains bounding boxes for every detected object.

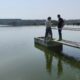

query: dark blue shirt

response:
[58,18,64,28]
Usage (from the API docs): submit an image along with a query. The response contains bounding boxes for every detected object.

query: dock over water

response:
[34,37,80,49]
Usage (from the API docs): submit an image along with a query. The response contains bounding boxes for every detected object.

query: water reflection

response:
[34,43,80,77]
[35,43,63,75]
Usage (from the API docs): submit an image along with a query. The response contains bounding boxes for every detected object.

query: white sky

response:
[0,0,80,20]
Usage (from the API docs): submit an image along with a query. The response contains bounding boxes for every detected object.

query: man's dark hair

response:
[48,17,51,20]
[57,14,61,18]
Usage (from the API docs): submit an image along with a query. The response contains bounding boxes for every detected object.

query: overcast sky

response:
[0,0,79,20]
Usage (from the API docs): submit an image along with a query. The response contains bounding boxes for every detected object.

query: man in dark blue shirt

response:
[57,14,64,40]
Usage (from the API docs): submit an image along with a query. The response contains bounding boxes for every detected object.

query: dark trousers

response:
[45,27,52,39]
[58,28,62,40]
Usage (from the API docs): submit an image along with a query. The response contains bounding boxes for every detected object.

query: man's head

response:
[57,14,61,18]
[47,17,51,21]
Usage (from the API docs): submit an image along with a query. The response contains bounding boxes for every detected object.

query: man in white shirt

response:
[45,17,53,39]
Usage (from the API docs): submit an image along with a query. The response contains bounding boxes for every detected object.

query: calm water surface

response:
[0,26,80,80]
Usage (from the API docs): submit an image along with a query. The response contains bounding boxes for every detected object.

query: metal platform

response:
[34,37,80,49]
[34,37,61,47]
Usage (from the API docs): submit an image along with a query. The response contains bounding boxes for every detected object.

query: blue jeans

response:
[45,27,52,39]
[58,28,62,40]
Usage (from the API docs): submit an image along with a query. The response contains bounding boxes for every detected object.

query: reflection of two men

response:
[35,43,63,76]
[44,44,63,75]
